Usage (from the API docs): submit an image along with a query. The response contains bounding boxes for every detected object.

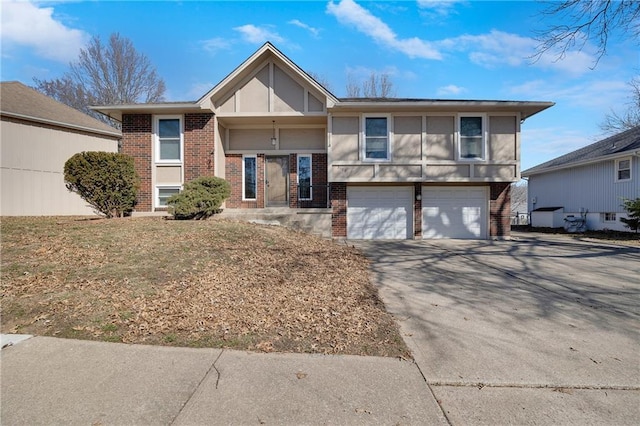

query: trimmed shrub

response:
[64,151,140,218]
[167,176,231,220]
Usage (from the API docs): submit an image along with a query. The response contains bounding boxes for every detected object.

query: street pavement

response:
[2,232,639,425]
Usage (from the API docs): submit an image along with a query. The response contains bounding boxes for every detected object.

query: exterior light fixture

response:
[271,120,277,146]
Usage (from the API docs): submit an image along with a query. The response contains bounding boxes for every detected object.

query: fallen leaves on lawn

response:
[1,216,410,358]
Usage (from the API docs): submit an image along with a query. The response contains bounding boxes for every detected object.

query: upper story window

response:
[155,116,183,163]
[363,115,390,160]
[459,114,486,160]
[616,157,631,182]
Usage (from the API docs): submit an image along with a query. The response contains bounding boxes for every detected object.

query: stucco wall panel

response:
[426,116,455,161]
[237,65,270,112]
[280,128,325,150]
[332,165,375,180]
[156,166,182,184]
[229,129,274,151]
[378,165,422,179]
[393,116,422,162]
[489,116,517,161]
[331,117,359,161]
[475,165,517,180]
[273,65,304,112]
[424,164,470,178]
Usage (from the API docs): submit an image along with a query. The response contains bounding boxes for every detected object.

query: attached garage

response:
[347,186,413,239]
[422,186,488,239]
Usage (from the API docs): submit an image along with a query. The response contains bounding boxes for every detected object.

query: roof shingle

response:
[0,81,120,137]
[522,126,640,175]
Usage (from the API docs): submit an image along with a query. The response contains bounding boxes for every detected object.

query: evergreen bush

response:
[620,197,640,232]
[64,151,139,218]
[167,176,231,220]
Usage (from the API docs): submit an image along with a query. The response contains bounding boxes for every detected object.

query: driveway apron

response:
[356,236,640,425]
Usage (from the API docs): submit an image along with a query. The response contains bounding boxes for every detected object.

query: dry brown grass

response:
[1,216,410,358]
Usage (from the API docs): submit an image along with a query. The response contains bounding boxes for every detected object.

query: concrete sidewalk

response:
[0,335,446,425]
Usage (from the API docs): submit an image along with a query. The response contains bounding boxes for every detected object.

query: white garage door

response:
[347,186,413,239]
[422,187,488,239]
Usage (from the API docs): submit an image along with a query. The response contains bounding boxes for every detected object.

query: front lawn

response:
[0,217,409,357]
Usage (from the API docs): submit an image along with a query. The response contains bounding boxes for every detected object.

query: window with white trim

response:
[601,212,617,222]
[243,155,257,200]
[615,157,631,182]
[156,186,181,207]
[363,115,390,160]
[297,154,312,200]
[155,116,183,163]
[458,114,486,160]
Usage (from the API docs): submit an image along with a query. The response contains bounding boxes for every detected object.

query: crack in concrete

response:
[427,380,640,391]
[170,349,224,425]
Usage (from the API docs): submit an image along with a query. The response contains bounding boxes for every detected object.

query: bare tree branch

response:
[346,71,396,98]
[34,33,166,125]
[600,76,640,134]
[533,0,640,67]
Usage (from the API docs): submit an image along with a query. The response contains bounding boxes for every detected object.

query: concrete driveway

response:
[356,233,640,425]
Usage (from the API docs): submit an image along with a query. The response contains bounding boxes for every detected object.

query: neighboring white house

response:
[1,81,121,216]
[522,126,640,232]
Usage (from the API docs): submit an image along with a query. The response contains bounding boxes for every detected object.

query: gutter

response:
[1,110,121,138]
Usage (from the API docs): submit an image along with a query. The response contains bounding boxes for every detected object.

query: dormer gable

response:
[197,42,337,116]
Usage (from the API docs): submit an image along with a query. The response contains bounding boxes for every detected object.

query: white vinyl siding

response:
[347,186,413,239]
[527,156,640,214]
[422,187,488,239]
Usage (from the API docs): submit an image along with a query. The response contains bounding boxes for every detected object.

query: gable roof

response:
[522,126,640,176]
[196,41,339,109]
[0,81,121,138]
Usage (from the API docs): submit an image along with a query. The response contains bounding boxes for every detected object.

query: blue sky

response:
[1,0,637,170]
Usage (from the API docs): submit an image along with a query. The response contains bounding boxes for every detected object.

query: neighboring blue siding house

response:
[522,126,640,232]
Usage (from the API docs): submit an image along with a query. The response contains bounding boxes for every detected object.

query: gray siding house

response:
[522,126,640,231]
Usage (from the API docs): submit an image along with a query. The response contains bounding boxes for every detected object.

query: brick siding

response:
[414,183,422,239]
[331,183,347,238]
[490,182,511,237]
[184,113,215,181]
[225,154,265,208]
[121,114,152,212]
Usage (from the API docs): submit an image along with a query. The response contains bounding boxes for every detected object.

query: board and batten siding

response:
[527,156,640,213]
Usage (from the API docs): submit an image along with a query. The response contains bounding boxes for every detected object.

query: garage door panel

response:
[347,187,413,240]
[422,187,487,239]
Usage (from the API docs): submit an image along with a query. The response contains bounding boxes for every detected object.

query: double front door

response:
[265,156,288,207]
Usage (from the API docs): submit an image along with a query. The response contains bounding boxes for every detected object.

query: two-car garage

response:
[346,186,488,240]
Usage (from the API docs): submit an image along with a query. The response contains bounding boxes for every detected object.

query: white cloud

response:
[234,24,285,44]
[201,37,233,54]
[0,0,88,62]
[326,0,442,60]
[509,79,628,110]
[439,30,597,76]
[417,0,465,16]
[437,84,466,96]
[288,19,320,37]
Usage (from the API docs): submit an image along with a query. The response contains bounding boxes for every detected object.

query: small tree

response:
[620,197,640,233]
[64,151,139,218]
[168,176,231,220]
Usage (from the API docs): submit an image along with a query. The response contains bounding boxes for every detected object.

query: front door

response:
[266,156,289,207]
